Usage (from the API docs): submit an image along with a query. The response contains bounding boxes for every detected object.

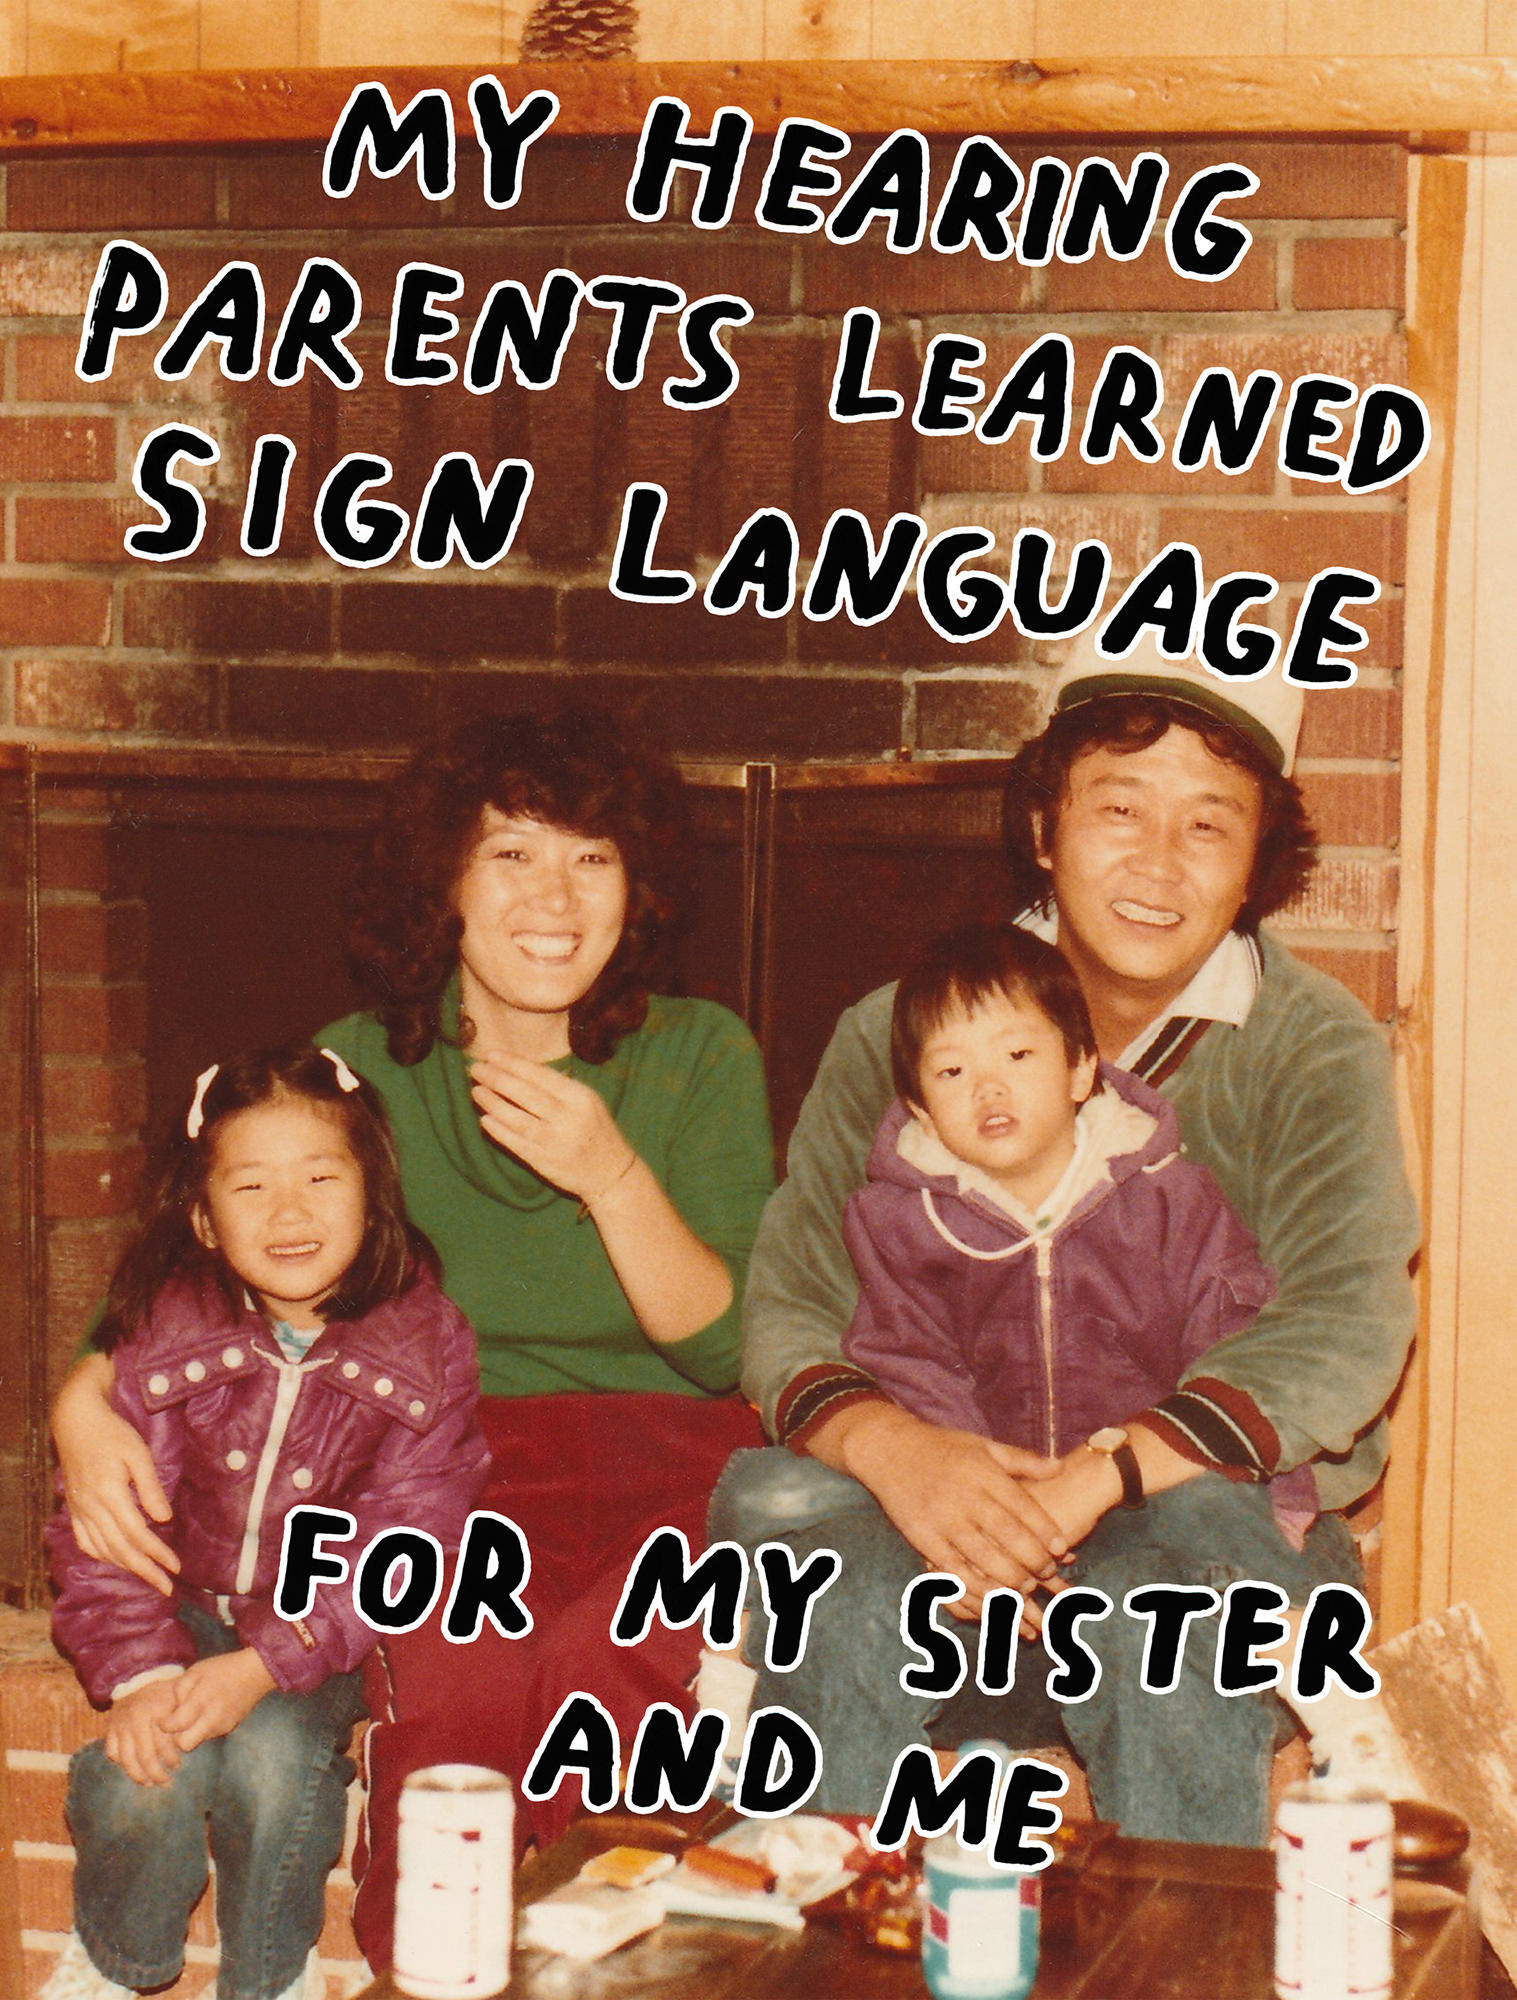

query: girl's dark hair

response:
[1001,695,1316,931]
[345,707,693,1066]
[95,1045,422,1353]
[891,922,1098,1106]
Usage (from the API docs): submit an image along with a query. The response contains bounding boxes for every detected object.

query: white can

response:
[1274,1779,1394,2000]
[394,1764,514,2000]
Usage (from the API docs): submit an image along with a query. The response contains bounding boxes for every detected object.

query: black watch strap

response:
[1110,1438,1144,1510]
[1087,1427,1145,1509]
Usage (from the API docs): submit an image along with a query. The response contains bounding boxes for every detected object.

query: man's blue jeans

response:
[67,1604,364,2000]
[708,1447,1360,1847]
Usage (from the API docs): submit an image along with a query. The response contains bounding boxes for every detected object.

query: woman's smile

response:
[513,930,580,959]
[453,811,629,1057]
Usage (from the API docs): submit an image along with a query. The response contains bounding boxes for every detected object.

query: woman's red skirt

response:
[352,1388,764,1969]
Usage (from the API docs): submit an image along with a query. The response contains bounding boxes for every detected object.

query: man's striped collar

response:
[1016,904,1263,1077]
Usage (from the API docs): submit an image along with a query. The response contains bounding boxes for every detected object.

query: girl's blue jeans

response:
[66,1602,364,2000]
[709,1447,1361,1848]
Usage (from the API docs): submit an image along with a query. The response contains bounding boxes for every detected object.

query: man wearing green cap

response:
[716,635,1418,1845]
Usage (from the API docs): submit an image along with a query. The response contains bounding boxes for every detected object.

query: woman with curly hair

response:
[52,708,774,1973]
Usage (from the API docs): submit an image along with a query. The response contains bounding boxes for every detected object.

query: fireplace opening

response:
[5,747,1011,1605]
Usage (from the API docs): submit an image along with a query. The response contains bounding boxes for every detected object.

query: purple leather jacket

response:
[842,1064,1279,1462]
[49,1265,491,1705]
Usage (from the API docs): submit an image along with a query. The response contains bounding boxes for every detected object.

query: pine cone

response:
[519,0,638,59]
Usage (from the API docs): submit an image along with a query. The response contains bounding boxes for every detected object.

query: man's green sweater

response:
[323,993,774,1400]
[741,932,1418,1513]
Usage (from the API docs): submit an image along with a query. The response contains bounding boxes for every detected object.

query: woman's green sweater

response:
[322,992,774,1400]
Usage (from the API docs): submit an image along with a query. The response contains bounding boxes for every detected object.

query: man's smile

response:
[1111,898,1183,928]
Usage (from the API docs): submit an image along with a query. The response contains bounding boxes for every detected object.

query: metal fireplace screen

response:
[3,748,1013,1607]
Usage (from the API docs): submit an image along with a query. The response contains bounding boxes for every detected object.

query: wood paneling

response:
[1443,157,1517,1691]
[24,0,197,75]
[867,0,1033,63]
[8,0,1517,72]
[1491,0,1517,56]
[199,0,301,68]
[1389,149,1517,1702]
[1035,0,1286,59]
[304,0,504,66]
[763,0,870,61]
[1286,0,1486,58]
[0,59,1513,151]
[634,0,763,61]
[1386,148,1468,1645]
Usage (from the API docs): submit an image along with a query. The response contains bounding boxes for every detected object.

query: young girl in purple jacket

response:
[44,1046,490,2000]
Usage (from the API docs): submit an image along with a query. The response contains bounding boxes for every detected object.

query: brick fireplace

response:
[0,126,1408,1604]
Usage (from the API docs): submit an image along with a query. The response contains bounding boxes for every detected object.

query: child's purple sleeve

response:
[840,1185,989,1435]
[48,1363,196,1707]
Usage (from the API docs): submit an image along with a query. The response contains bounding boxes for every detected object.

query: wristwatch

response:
[1085,1426,1145,1510]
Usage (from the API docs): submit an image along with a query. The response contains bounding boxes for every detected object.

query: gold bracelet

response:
[576,1149,638,1221]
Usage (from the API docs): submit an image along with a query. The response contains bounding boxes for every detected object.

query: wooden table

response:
[354,1815,1479,1999]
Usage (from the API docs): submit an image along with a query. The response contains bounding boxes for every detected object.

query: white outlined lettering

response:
[521,1692,620,1809]
[313,453,407,567]
[323,80,455,200]
[1043,1587,1113,1704]
[732,1707,823,1817]
[899,1573,969,1699]
[126,423,219,561]
[610,1526,747,1648]
[353,1527,445,1634]
[77,240,168,380]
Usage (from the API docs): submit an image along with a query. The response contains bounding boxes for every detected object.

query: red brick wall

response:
[31,797,148,1368]
[0,132,1408,1373]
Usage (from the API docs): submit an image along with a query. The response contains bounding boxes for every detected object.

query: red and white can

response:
[394,1764,514,2000]
[1274,1779,1394,2000]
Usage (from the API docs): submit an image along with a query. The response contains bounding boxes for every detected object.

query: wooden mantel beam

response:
[0,57,1509,153]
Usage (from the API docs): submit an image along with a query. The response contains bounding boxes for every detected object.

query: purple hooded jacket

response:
[842,1063,1279,1464]
[49,1265,491,1706]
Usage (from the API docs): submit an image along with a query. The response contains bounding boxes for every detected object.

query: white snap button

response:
[291,1468,314,1489]
[221,1347,244,1369]
[148,1374,170,1396]
[409,1400,425,1418]
[226,1450,247,1471]
[375,1377,393,1396]
[185,1360,206,1382]
[342,1361,360,1379]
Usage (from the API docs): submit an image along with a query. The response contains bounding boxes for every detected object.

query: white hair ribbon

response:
[320,1048,361,1093]
[185,1064,220,1140]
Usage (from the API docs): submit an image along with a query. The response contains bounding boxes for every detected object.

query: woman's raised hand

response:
[52,1353,180,1595]
[469,1045,734,1345]
[468,1050,636,1204]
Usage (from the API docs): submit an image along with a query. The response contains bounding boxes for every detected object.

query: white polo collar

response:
[1016,904,1262,1068]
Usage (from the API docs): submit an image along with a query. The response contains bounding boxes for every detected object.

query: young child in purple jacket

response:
[842,922,1301,1548]
[44,1046,490,2000]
